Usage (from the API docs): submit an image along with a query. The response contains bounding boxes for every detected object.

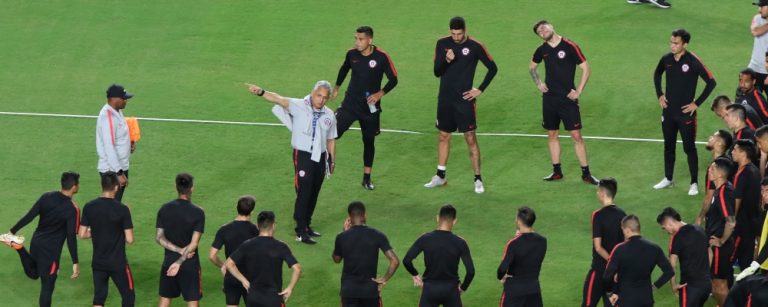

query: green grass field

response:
[0,0,759,306]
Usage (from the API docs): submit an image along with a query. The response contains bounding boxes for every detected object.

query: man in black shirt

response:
[529,20,598,184]
[731,139,762,270]
[755,125,768,177]
[711,95,763,131]
[653,28,717,196]
[424,16,497,194]
[156,173,205,307]
[735,176,768,281]
[603,215,675,307]
[582,178,626,307]
[403,204,475,307]
[332,26,398,190]
[725,275,768,307]
[78,172,135,307]
[725,104,756,141]
[333,201,400,307]
[497,206,547,307]
[697,130,734,226]
[225,211,301,307]
[208,196,259,307]
[699,157,737,305]
[736,68,768,123]
[0,172,80,307]
[657,207,711,307]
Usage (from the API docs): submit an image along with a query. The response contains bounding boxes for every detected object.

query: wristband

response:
[257,89,265,96]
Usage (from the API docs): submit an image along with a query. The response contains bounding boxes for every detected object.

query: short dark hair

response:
[711,95,731,111]
[533,20,549,34]
[621,214,641,232]
[348,201,366,217]
[741,68,757,80]
[734,139,759,162]
[726,103,747,122]
[100,172,119,192]
[598,177,618,198]
[449,16,466,30]
[236,195,256,216]
[439,204,457,221]
[356,26,374,38]
[756,124,768,139]
[61,171,80,190]
[712,157,734,178]
[517,206,537,227]
[257,211,275,230]
[656,207,682,224]
[671,28,691,44]
[716,129,734,150]
[175,173,194,195]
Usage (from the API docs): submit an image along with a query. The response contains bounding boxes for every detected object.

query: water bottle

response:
[365,91,377,114]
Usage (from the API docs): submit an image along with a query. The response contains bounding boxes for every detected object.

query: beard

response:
[705,144,714,151]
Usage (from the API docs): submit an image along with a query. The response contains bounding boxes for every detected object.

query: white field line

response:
[0,111,705,144]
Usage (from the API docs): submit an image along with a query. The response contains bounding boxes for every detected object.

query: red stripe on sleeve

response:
[563,38,586,62]
[107,111,115,145]
[688,52,714,79]
[501,234,521,260]
[470,38,494,61]
[753,89,768,118]
[377,48,398,77]
[719,186,730,217]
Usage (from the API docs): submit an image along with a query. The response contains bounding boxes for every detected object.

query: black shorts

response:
[341,296,382,307]
[542,95,582,131]
[159,262,202,301]
[223,274,247,306]
[93,265,135,306]
[436,98,476,133]
[419,280,462,307]
[678,284,710,307]
[336,97,381,138]
[246,288,284,307]
[501,292,543,307]
[711,241,735,280]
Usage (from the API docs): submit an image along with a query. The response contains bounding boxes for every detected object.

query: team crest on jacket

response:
[462,47,470,56]
[369,60,377,68]
[299,170,306,177]
[557,51,566,59]
[682,64,690,72]
[324,117,332,128]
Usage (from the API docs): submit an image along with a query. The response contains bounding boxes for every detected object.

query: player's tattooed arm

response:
[529,64,541,85]
[155,228,183,253]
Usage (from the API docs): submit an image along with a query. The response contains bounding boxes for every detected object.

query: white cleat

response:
[688,183,699,196]
[474,180,485,194]
[424,175,447,188]
[653,178,673,190]
[0,233,25,249]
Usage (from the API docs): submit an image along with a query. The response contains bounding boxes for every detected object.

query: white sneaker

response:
[653,178,673,190]
[474,180,485,194]
[424,175,447,188]
[688,183,699,196]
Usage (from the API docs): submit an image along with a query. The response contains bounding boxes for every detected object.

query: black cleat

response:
[295,234,317,245]
[582,174,599,185]
[307,228,322,237]
[649,0,670,8]
[362,179,375,190]
[543,172,564,181]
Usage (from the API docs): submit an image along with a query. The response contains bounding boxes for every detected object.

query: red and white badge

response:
[299,170,306,177]
[462,47,470,56]
[369,60,377,68]
[557,51,566,59]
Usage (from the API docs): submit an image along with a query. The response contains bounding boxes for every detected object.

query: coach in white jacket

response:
[96,84,134,202]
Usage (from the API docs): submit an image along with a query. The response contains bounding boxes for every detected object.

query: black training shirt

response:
[81,197,133,270]
[11,191,79,263]
[591,205,626,269]
[434,36,497,100]
[532,37,586,98]
[706,182,735,238]
[654,51,716,114]
[669,224,711,288]
[229,236,298,291]
[403,230,475,291]
[603,236,674,305]
[496,232,547,295]
[333,225,393,298]
[156,199,205,264]
[335,46,398,106]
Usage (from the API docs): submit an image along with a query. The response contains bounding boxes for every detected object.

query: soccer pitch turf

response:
[0,1,755,306]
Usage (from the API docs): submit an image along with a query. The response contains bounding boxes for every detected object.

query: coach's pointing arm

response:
[246,83,290,109]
